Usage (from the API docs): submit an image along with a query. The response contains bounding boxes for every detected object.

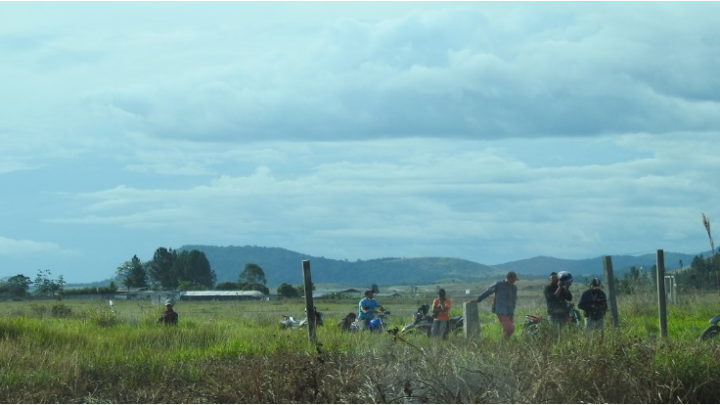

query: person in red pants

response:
[468,271,518,339]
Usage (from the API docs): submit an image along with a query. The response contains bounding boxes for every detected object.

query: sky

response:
[1,2,719,284]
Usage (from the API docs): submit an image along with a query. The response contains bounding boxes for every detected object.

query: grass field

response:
[1,287,720,403]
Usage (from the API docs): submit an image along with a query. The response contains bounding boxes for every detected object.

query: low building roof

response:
[182,290,265,298]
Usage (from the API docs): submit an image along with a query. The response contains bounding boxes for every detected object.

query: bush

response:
[51,304,72,318]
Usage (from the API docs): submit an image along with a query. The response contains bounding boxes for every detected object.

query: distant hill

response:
[492,252,699,280]
[179,245,506,286]
[67,246,706,288]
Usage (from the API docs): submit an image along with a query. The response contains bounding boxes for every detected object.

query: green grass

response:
[0,293,719,402]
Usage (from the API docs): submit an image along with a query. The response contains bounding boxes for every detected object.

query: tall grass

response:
[0,295,719,403]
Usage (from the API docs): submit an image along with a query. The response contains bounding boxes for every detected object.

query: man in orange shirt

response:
[431,288,451,339]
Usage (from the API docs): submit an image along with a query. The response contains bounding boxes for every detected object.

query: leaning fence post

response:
[463,302,480,339]
[302,260,316,344]
[602,255,620,329]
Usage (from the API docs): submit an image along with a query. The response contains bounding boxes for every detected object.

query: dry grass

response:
[1,294,720,403]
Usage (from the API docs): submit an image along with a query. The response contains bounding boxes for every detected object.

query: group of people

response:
[471,270,608,339]
[350,287,452,339]
[159,272,608,338]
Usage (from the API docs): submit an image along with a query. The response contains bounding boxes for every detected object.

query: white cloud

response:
[39,133,719,263]
[1,2,720,282]
[0,236,77,257]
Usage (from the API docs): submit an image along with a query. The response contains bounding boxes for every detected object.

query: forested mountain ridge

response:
[178,245,701,287]
[179,245,506,286]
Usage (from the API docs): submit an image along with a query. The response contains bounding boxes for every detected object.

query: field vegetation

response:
[1,285,720,403]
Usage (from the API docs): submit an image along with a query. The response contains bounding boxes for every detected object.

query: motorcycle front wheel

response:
[701,325,720,340]
[571,310,582,327]
[403,326,431,337]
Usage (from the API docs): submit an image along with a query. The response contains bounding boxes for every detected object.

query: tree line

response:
[0,247,272,298]
[115,247,318,297]
[115,247,274,294]
[0,269,67,299]
[612,251,720,294]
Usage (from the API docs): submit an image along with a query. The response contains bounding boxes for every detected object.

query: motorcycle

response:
[279,314,306,329]
[365,310,391,333]
[401,304,464,337]
[279,307,324,330]
[523,302,582,337]
[700,312,720,340]
[401,304,433,336]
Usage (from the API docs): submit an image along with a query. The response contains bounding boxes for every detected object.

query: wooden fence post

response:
[602,256,620,329]
[463,302,480,339]
[302,260,316,344]
[656,250,667,339]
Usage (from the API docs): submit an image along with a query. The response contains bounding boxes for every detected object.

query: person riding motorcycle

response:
[357,289,385,330]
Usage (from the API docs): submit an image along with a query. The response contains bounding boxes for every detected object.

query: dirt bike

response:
[363,310,391,333]
[401,304,433,336]
[700,312,720,340]
[279,308,324,330]
[401,304,463,337]
[523,302,581,337]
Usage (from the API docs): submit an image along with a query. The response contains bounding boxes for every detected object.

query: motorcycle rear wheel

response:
[701,325,720,340]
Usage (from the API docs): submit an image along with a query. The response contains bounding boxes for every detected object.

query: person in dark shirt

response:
[543,272,573,327]
[577,278,608,331]
[158,300,178,325]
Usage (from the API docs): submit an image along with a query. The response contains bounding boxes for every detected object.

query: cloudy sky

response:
[1,2,719,284]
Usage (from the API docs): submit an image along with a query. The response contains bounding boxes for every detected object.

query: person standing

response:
[431,288,452,339]
[357,289,385,330]
[577,278,608,331]
[544,271,573,327]
[468,271,518,339]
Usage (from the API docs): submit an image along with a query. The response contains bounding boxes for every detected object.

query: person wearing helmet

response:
[544,271,573,327]
[157,299,179,325]
[577,278,608,331]
[357,289,385,330]
[468,271,519,339]
[431,288,452,339]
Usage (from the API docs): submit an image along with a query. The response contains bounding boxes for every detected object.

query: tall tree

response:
[173,250,216,289]
[147,247,178,289]
[277,283,300,298]
[116,255,147,292]
[33,269,65,298]
[239,263,267,286]
[1,274,32,297]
